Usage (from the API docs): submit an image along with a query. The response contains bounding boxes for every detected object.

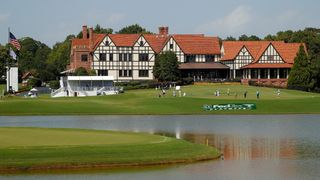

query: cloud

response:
[195,5,252,34]
[0,13,9,24]
[107,13,126,24]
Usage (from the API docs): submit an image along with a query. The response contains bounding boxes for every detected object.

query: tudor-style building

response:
[220,41,304,87]
[69,25,304,87]
[69,25,227,81]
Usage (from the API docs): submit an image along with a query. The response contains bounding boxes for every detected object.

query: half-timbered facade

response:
[69,26,304,86]
[92,34,157,81]
[220,41,305,87]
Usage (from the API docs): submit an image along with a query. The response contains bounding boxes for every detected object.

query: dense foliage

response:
[1,25,320,91]
[117,24,153,34]
[153,51,180,82]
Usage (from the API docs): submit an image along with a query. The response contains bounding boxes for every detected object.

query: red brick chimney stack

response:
[159,26,169,36]
[89,27,94,39]
[89,27,94,50]
[82,25,88,39]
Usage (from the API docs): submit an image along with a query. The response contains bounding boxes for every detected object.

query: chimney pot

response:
[159,26,169,36]
[82,25,88,39]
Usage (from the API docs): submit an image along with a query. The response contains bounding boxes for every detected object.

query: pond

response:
[0,115,320,180]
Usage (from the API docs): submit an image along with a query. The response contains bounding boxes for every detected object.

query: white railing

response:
[51,87,66,97]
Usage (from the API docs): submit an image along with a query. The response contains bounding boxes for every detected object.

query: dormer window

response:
[140,40,144,46]
[170,43,173,50]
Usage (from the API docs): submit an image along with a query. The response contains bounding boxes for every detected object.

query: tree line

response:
[0,24,152,84]
[0,25,320,91]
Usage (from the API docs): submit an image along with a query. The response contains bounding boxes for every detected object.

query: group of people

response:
[157,86,186,98]
[214,88,282,99]
[214,88,262,99]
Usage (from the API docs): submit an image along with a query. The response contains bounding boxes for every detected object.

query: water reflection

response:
[157,132,297,160]
[0,115,320,179]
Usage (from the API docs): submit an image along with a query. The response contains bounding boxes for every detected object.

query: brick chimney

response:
[159,26,169,36]
[89,27,94,50]
[89,27,94,39]
[82,25,88,39]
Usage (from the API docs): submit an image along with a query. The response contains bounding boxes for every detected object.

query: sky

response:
[0,0,320,47]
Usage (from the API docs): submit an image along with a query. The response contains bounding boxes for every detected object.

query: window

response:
[139,70,149,77]
[98,70,108,76]
[109,53,113,61]
[119,70,132,77]
[119,53,132,61]
[124,53,128,61]
[105,40,109,46]
[205,55,214,62]
[81,54,88,62]
[140,40,144,46]
[99,53,106,61]
[185,55,196,63]
[139,53,149,61]
[169,43,173,50]
[267,55,274,61]
[128,54,132,61]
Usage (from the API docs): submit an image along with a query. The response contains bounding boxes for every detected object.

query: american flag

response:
[9,32,21,51]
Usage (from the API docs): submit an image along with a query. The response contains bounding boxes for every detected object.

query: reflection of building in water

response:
[181,133,296,160]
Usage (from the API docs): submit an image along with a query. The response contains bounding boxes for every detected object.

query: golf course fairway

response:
[0,127,220,173]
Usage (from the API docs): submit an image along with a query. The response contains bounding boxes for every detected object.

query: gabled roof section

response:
[72,33,106,50]
[108,34,140,46]
[143,34,168,53]
[271,42,304,64]
[171,35,221,55]
[221,41,273,61]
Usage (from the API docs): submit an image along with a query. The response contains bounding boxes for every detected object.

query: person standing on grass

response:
[256,90,260,99]
[244,91,247,99]
[277,89,281,97]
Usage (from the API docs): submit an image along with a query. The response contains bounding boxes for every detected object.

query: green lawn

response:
[0,127,220,172]
[0,84,319,115]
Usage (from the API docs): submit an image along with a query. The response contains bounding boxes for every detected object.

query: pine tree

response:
[288,45,312,91]
[153,51,180,82]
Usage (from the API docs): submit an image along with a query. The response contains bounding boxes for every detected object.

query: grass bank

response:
[0,84,319,115]
[0,127,220,173]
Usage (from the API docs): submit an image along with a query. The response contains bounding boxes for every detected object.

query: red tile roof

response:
[108,34,140,46]
[221,41,304,64]
[72,33,106,50]
[172,35,221,55]
[143,34,168,53]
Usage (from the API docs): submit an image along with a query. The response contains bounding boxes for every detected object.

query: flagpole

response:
[7,27,11,92]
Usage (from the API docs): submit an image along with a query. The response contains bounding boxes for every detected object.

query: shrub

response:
[27,78,42,87]
[49,80,60,89]
[115,80,158,90]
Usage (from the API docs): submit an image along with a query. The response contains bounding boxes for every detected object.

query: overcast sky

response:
[1,0,319,47]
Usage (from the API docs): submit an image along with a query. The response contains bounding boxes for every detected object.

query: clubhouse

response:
[68,25,304,87]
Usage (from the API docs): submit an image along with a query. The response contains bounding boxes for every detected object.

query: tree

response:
[0,45,14,79]
[74,67,88,76]
[238,34,261,41]
[77,24,113,38]
[225,36,236,41]
[46,35,74,80]
[117,24,153,34]
[288,45,312,91]
[18,37,51,81]
[153,51,180,82]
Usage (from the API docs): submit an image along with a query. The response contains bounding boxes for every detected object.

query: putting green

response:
[0,127,166,147]
[0,127,220,172]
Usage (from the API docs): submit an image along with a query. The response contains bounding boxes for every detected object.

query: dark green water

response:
[0,115,320,180]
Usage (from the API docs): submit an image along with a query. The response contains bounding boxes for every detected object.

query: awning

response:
[241,63,293,69]
[60,69,75,74]
[67,76,114,81]
[179,63,230,70]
